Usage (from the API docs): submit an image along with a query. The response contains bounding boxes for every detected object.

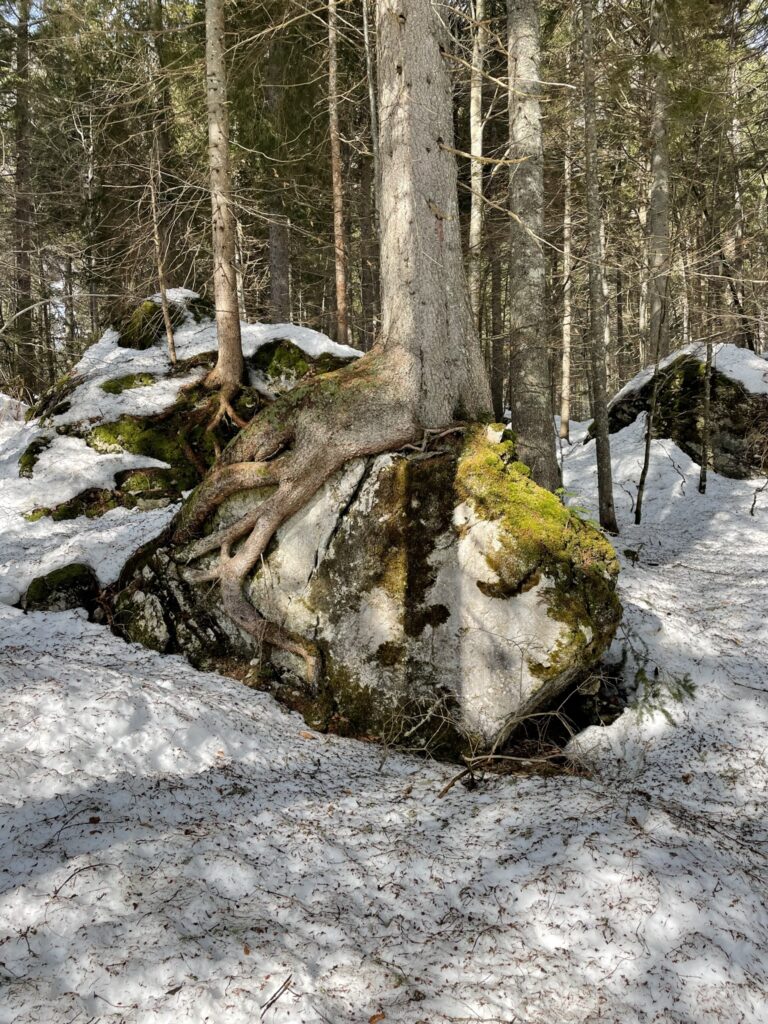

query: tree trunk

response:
[648,0,671,362]
[64,256,77,357]
[362,0,380,226]
[581,0,618,534]
[14,0,36,398]
[269,219,290,322]
[328,0,349,345]
[359,153,379,350]
[150,142,178,365]
[148,0,180,284]
[560,103,573,441]
[506,0,559,490]
[205,0,244,402]
[172,0,491,673]
[490,236,505,420]
[468,0,487,328]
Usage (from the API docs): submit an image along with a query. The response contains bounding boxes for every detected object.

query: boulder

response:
[23,563,100,613]
[605,348,768,478]
[114,427,621,754]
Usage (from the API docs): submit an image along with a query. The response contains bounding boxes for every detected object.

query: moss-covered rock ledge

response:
[604,349,768,479]
[113,425,621,756]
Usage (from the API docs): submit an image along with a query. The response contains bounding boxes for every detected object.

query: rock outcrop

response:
[115,427,621,754]
[605,345,768,478]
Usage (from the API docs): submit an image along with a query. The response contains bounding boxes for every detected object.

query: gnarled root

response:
[173,354,420,684]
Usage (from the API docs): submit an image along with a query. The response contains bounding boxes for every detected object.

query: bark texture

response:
[171,0,491,673]
[506,0,559,490]
[14,0,36,397]
[328,0,349,345]
[468,0,487,327]
[648,0,670,362]
[581,0,618,534]
[205,0,244,398]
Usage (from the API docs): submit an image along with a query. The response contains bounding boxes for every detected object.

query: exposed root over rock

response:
[173,353,421,675]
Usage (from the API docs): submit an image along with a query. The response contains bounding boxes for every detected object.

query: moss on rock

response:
[24,563,100,613]
[456,426,621,690]
[18,435,53,478]
[606,354,768,478]
[113,298,186,350]
[100,373,157,395]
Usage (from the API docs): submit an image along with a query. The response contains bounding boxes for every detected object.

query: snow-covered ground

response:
[55,290,360,428]
[0,297,360,605]
[2,362,768,1021]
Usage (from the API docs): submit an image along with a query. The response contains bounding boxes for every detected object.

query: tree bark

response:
[560,100,573,441]
[490,238,505,420]
[269,219,290,323]
[328,0,349,345]
[359,152,379,350]
[205,0,244,399]
[648,0,671,362]
[172,0,491,673]
[14,0,36,397]
[468,0,487,329]
[362,0,380,226]
[581,0,618,533]
[506,0,559,490]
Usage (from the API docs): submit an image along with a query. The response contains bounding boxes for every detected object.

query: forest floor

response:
[1,406,767,1023]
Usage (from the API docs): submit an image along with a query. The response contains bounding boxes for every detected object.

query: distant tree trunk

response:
[14,0,36,397]
[725,63,754,350]
[204,0,244,406]
[616,267,626,376]
[64,256,77,356]
[359,153,379,349]
[328,0,349,344]
[648,0,670,362]
[581,0,618,533]
[560,105,573,441]
[269,219,290,322]
[468,0,487,328]
[150,142,178,365]
[490,231,505,419]
[149,0,179,281]
[507,0,559,490]
[362,0,380,225]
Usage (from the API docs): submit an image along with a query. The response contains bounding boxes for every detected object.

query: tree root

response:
[173,357,421,685]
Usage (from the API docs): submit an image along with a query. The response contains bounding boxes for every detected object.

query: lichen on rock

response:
[114,425,621,756]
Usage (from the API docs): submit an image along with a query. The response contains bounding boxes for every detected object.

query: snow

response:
[0,296,361,603]
[610,341,768,407]
[55,295,361,428]
[0,415,174,602]
[2,373,768,1020]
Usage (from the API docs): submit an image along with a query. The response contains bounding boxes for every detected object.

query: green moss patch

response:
[24,562,100,613]
[18,435,53,478]
[250,339,353,384]
[113,299,185,350]
[100,373,157,395]
[456,426,621,682]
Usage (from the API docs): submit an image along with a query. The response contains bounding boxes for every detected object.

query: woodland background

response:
[1,0,767,421]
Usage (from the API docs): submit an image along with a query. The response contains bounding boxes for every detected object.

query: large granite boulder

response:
[605,344,768,478]
[114,427,621,754]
